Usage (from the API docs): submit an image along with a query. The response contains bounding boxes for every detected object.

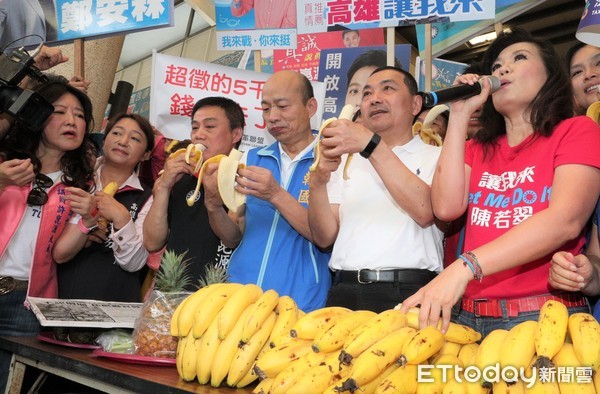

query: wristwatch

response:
[360,132,381,159]
[77,218,99,234]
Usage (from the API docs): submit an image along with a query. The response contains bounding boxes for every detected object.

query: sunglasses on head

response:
[27,173,53,206]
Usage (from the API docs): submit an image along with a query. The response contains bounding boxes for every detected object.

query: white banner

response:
[149,52,326,151]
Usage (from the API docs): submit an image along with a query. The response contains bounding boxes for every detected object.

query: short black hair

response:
[104,113,155,152]
[346,50,402,87]
[370,66,418,96]
[192,96,246,131]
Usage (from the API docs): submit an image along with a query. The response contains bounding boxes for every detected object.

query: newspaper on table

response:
[27,297,142,328]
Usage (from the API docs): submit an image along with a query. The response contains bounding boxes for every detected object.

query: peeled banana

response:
[217,148,246,214]
[309,104,356,180]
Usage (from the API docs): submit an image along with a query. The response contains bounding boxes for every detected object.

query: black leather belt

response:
[0,276,29,295]
[335,269,438,284]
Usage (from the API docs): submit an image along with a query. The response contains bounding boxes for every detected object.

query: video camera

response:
[0,46,54,130]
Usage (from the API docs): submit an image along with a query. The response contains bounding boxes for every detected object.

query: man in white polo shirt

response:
[308,66,443,312]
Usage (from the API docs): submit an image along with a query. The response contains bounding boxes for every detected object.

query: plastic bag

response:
[95,329,134,353]
[132,290,190,358]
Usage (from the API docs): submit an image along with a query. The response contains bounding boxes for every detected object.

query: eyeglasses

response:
[27,173,53,206]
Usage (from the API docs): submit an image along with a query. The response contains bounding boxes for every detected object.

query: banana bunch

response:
[309,104,356,180]
[586,101,600,123]
[172,282,302,388]
[217,148,246,214]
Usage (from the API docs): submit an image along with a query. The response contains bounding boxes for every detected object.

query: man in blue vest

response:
[203,70,331,312]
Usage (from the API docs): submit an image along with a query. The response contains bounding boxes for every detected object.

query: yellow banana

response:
[464,379,491,394]
[175,334,186,378]
[176,283,225,337]
[269,295,299,339]
[170,290,188,337]
[442,379,468,394]
[473,328,509,388]
[252,377,274,394]
[192,282,243,338]
[309,104,355,180]
[290,306,351,340]
[312,310,376,353]
[404,307,481,345]
[286,357,350,394]
[552,342,597,394]
[414,104,446,147]
[568,312,600,370]
[254,338,314,379]
[186,152,225,206]
[347,327,417,387]
[341,309,408,365]
[534,300,568,369]
[331,363,399,394]
[436,341,464,358]
[227,311,277,386]
[179,331,201,381]
[499,320,537,370]
[241,289,279,344]
[209,304,253,387]
[400,326,446,366]
[195,310,222,385]
[235,365,259,388]
[269,351,330,394]
[217,148,246,214]
[375,364,419,394]
[457,343,479,366]
[594,366,600,393]
[492,379,525,394]
[96,181,119,229]
[217,283,263,340]
[524,356,560,394]
[586,101,600,123]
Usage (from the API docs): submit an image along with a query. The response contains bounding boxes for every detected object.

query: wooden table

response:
[0,336,252,393]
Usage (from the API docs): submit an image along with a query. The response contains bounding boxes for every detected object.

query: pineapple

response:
[133,250,191,358]
[197,262,228,288]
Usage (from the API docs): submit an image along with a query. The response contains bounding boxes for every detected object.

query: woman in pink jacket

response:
[0,80,95,389]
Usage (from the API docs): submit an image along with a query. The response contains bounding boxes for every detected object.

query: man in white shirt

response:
[308,66,444,312]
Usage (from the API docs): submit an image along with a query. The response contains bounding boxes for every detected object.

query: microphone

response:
[420,76,501,109]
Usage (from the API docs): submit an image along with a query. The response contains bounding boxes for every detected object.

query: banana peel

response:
[310,104,356,180]
[217,148,246,214]
[412,104,447,147]
[97,181,119,229]
[586,101,600,124]
[186,154,227,207]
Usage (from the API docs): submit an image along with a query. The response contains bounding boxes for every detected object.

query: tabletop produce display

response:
[168,284,600,394]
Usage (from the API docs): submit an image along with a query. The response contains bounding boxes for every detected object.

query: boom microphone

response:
[420,76,501,109]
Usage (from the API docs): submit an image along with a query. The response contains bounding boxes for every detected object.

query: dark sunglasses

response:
[27,173,53,206]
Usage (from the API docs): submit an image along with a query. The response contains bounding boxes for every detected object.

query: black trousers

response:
[325,272,436,312]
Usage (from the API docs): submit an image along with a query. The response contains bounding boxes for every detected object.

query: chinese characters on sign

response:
[150,53,326,151]
[216,29,297,50]
[55,0,173,41]
[296,0,495,34]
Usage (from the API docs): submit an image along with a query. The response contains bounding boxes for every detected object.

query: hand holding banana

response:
[310,104,356,180]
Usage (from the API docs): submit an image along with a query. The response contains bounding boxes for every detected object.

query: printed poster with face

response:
[317,45,412,121]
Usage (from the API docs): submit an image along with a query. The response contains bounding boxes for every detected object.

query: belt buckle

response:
[472,298,488,318]
[357,269,375,284]
[0,276,16,296]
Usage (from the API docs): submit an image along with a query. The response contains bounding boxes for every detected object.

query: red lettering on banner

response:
[233,79,248,96]
[253,106,266,129]
[211,73,233,94]
[189,69,211,90]
[170,93,196,117]
[248,80,266,100]
[354,0,379,22]
[327,0,352,25]
[164,64,188,86]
